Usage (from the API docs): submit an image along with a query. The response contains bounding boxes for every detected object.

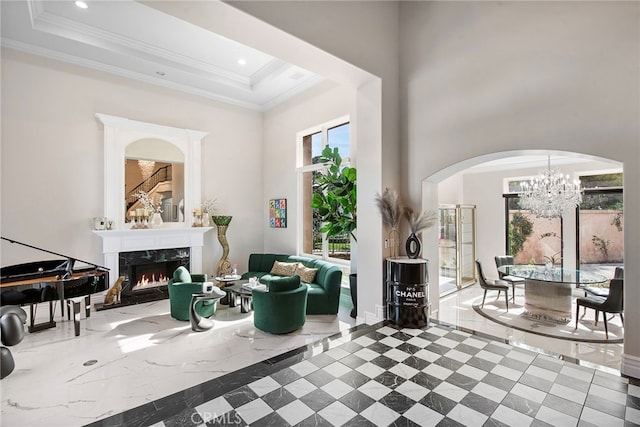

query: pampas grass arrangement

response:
[374,188,403,229]
[375,188,438,258]
[405,207,438,234]
[375,188,403,258]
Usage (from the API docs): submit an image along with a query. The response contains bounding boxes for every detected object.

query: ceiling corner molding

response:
[5,0,324,111]
[260,75,326,111]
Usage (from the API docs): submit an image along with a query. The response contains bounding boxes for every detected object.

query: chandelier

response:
[519,156,583,219]
[138,160,155,180]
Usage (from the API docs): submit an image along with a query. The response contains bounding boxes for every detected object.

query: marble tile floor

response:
[1,297,356,426]
[1,283,628,426]
[434,284,624,373]
[96,322,639,426]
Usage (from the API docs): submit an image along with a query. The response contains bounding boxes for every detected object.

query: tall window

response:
[577,173,623,277]
[504,171,623,278]
[503,195,563,265]
[297,117,351,261]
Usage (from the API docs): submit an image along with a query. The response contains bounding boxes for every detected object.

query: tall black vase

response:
[406,232,421,259]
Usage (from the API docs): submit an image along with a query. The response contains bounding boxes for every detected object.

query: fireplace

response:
[93,227,213,309]
[95,247,190,310]
[123,248,188,296]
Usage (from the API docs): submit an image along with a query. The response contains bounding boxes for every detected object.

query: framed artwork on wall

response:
[269,199,287,228]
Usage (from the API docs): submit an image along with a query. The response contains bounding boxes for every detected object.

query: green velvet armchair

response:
[252,275,308,334]
[167,266,217,321]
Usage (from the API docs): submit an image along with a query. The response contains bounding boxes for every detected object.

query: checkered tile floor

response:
[160,323,640,427]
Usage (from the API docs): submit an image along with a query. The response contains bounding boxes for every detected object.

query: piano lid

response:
[1,259,73,283]
[1,237,108,284]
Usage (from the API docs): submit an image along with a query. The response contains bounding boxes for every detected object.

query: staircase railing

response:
[126,166,172,208]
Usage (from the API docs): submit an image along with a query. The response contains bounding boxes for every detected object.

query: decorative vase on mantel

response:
[212,215,232,278]
[150,212,163,228]
[202,212,210,227]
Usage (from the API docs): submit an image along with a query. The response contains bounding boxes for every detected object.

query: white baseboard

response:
[363,304,385,325]
[622,353,640,379]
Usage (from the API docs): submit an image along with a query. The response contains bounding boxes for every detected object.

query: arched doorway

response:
[421,150,623,318]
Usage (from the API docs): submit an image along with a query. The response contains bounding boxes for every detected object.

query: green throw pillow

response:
[173,266,192,283]
[268,275,301,292]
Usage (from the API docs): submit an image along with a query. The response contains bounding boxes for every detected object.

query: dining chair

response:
[575,277,623,339]
[494,255,525,303]
[476,260,509,311]
[582,265,624,299]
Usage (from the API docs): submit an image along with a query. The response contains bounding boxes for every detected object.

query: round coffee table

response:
[224,280,254,313]
[214,275,242,305]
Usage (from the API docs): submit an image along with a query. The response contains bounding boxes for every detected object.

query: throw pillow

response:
[269,261,298,277]
[295,263,318,283]
[268,275,301,292]
[173,266,192,283]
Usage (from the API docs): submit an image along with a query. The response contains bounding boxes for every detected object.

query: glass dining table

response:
[497,265,608,323]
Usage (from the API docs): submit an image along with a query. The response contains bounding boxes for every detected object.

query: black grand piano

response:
[0,237,109,336]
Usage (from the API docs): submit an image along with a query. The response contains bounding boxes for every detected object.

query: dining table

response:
[497,264,608,323]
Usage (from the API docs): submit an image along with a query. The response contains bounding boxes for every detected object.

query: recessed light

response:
[237,59,247,66]
[75,1,88,9]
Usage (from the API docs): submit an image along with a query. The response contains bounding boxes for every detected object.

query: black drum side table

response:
[189,287,226,332]
[386,257,429,328]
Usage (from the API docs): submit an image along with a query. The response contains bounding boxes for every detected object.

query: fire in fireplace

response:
[97,247,191,310]
[130,262,173,292]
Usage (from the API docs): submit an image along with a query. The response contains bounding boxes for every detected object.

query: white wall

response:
[0,48,264,279]
[438,174,463,205]
[262,81,356,254]
[401,1,640,376]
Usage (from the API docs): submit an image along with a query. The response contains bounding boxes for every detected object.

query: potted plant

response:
[311,146,357,317]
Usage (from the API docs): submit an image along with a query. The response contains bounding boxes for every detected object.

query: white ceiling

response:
[1,0,324,111]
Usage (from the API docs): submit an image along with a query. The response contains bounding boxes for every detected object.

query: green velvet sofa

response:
[167,266,217,321]
[253,275,308,334]
[241,254,342,314]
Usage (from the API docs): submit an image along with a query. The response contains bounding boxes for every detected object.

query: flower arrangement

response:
[135,190,163,214]
[201,198,217,214]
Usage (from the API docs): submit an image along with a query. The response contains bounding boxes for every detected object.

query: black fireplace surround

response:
[97,247,190,310]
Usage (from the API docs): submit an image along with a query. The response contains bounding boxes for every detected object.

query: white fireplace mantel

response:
[93,227,212,286]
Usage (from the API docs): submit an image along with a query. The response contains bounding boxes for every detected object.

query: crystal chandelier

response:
[519,156,583,219]
[138,160,155,180]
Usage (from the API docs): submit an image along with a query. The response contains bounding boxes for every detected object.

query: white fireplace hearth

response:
[93,227,213,290]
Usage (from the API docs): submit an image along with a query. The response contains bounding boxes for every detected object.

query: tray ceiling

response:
[1,0,324,111]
